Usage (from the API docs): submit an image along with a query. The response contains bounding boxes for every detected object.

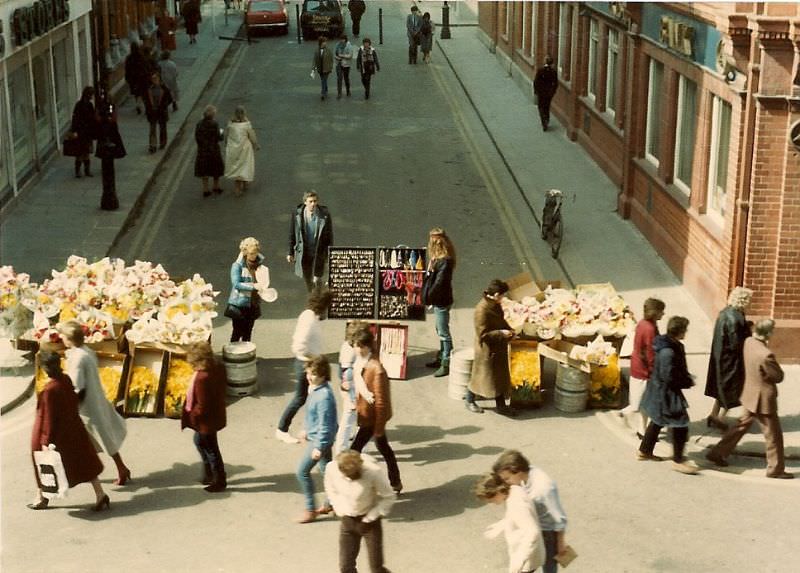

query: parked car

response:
[300,0,343,39]
[245,0,289,37]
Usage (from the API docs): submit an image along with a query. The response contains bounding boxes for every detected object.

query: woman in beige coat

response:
[466,280,517,416]
[224,105,260,196]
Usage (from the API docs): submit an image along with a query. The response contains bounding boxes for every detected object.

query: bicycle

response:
[540,188,563,259]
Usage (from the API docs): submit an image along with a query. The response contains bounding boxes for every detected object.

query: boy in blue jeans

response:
[296,355,338,523]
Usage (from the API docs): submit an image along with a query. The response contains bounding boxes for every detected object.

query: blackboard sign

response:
[377,247,426,321]
[328,247,377,319]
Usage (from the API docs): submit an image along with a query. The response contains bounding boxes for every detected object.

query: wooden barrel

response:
[448,348,473,400]
[554,363,588,413]
[223,342,257,396]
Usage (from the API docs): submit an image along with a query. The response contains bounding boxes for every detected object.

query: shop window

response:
[645,59,664,166]
[558,3,573,80]
[503,2,510,38]
[606,29,619,117]
[51,38,74,130]
[9,65,33,176]
[674,76,697,194]
[32,53,56,156]
[707,96,732,217]
[521,1,533,57]
[587,19,599,100]
[0,79,10,196]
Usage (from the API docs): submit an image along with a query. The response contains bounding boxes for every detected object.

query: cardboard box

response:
[539,340,621,408]
[162,352,193,419]
[504,272,562,302]
[537,340,592,374]
[96,351,130,406]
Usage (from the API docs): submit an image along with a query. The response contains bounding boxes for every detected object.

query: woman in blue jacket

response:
[226,237,268,342]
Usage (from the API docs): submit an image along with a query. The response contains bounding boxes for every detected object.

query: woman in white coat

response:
[59,321,131,485]
[224,105,260,196]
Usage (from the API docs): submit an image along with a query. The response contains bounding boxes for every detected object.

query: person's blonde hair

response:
[727,287,753,310]
[345,321,370,345]
[336,450,364,480]
[474,473,509,501]
[239,237,260,256]
[58,320,85,346]
[233,105,248,122]
[187,341,215,371]
[427,227,456,268]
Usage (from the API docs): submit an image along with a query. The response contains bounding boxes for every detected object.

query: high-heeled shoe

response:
[114,468,131,486]
[91,494,111,512]
[27,498,49,510]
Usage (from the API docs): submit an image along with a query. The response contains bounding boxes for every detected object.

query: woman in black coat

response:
[422,227,455,377]
[638,316,698,475]
[95,97,127,211]
[125,42,148,114]
[69,86,97,178]
[194,104,225,198]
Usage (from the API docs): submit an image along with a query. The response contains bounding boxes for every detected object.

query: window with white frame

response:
[504,2,510,37]
[674,76,697,193]
[707,96,732,217]
[521,2,529,54]
[587,19,599,100]
[606,29,619,116]
[645,59,664,166]
[558,3,572,79]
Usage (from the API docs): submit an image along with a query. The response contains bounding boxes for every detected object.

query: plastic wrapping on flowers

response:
[0,266,37,339]
[163,358,194,417]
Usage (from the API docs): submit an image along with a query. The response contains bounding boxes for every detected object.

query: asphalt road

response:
[3,3,800,572]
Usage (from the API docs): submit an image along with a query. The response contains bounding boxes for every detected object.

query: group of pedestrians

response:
[616,287,792,479]
[406,6,435,64]
[313,35,380,101]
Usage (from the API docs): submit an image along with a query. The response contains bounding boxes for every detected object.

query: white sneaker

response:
[275,429,300,444]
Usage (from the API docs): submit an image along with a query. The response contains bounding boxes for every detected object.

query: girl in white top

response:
[224,105,260,196]
[475,473,545,573]
[59,320,131,485]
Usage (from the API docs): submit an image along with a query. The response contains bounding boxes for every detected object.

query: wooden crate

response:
[96,351,130,406]
[123,347,166,417]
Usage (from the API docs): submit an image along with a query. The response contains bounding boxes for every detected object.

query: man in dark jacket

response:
[348,0,366,37]
[533,56,559,131]
[406,5,422,64]
[287,191,334,291]
[144,71,174,153]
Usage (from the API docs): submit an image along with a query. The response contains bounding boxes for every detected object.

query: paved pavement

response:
[2,1,798,476]
[2,3,800,572]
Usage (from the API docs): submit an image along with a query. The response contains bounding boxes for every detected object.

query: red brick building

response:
[478,2,800,360]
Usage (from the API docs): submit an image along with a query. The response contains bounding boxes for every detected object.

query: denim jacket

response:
[227,253,265,308]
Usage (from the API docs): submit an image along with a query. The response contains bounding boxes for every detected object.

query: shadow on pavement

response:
[395,442,503,467]
[391,424,482,445]
[388,473,483,523]
[225,472,298,494]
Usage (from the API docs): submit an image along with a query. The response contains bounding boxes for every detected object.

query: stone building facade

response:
[477,1,800,360]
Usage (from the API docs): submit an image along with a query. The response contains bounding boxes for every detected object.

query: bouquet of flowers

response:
[125,365,161,414]
[163,357,194,418]
[98,365,124,403]
[0,266,37,339]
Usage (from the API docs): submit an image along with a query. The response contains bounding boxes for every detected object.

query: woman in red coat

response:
[182,342,227,492]
[29,351,109,511]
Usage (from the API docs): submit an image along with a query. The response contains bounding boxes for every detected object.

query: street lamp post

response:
[440,1,452,40]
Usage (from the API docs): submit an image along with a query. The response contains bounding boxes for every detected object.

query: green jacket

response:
[313,47,334,74]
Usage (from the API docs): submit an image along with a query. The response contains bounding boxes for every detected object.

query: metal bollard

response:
[440,1,452,39]
[379,8,383,45]
[296,3,302,43]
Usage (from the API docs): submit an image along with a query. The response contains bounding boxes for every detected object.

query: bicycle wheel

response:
[550,216,563,258]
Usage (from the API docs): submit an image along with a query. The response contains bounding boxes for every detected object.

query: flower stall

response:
[508,340,542,408]
[502,276,633,409]
[18,256,218,418]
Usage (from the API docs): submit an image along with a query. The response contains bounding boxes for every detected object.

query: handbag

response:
[224,303,245,320]
[33,445,69,500]
[62,134,82,157]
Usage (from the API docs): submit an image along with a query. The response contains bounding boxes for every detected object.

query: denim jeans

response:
[336,65,351,95]
[296,442,332,511]
[278,359,309,432]
[335,373,358,454]
[193,432,224,474]
[542,529,558,573]
[433,305,453,360]
[320,72,330,96]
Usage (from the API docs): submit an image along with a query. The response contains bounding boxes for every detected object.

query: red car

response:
[245,0,289,37]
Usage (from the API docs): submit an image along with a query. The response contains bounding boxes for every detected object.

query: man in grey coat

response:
[287,191,334,291]
[406,5,422,64]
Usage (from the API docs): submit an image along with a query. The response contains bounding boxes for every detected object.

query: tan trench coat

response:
[468,296,512,398]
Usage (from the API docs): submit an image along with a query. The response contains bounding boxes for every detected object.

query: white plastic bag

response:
[310,68,317,79]
[33,444,69,499]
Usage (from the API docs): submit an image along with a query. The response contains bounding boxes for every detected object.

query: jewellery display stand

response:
[328,247,377,320]
[377,246,426,321]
